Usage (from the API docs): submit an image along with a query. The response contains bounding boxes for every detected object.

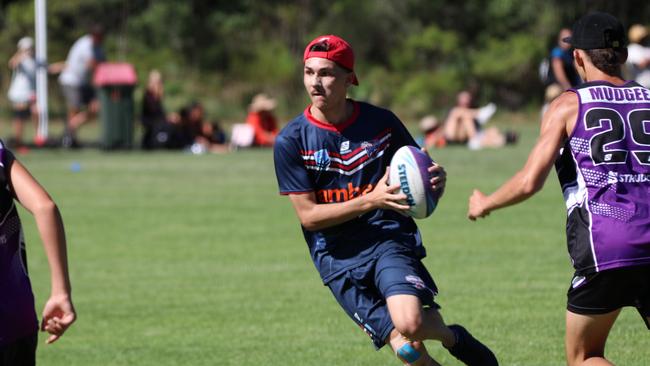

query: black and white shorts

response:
[567,264,650,329]
[0,332,37,366]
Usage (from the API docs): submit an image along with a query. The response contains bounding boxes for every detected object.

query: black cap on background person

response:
[563,11,627,50]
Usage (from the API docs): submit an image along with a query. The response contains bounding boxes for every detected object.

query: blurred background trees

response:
[0,0,649,121]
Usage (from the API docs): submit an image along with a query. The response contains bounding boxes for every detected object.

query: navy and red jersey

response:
[274,100,426,283]
[0,141,38,346]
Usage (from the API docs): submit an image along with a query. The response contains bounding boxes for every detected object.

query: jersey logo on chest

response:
[340,140,350,153]
[301,129,392,176]
[313,149,331,170]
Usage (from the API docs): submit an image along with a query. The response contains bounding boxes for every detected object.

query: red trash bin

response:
[93,63,138,149]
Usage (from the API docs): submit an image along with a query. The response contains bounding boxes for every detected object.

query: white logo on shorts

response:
[571,275,586,289]
[364,323,376,335]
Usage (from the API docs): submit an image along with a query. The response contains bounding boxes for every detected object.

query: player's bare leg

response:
[30,102,43,146]
[62,107,87,148]
[458,113,478,140]
[565,309,620,366]
[479,127,506,148]
[443,112,469,142]
[387,329,440,366]
[69,110,88,131]
[11,102,31,147]
[387,294,498,365]
[12,116,25,146]
[387,295,455,344]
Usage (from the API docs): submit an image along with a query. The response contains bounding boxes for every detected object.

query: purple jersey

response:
[556,81,650,275]
[274,101,426,283]
[0,142,38,345]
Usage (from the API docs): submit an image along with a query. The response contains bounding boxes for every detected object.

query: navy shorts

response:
[567,264,650,329]
[327,248,439,349]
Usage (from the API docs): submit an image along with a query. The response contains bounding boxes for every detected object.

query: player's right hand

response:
[41,294,77,344]
[467,189,490,221]
[368,168,410,213]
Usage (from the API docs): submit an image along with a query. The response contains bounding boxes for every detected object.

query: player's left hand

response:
[468,189,490,221]
[428,163,446,196]
[41,293,76,344]
[422,147,446,196]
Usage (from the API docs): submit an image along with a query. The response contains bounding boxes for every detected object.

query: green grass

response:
[15,119,650,365]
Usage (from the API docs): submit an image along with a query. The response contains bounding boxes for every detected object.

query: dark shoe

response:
[446,324,498,366]
[505,130,518,145]
[61,134,81,149]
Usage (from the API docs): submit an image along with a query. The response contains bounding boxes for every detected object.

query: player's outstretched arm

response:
[289,168,409,231]
[9,159,76,344]
[468,92,577,220]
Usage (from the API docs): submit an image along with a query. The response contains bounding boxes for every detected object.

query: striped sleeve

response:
[273,134,313,195]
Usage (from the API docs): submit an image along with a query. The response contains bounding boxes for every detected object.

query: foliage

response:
[1,0,650,120]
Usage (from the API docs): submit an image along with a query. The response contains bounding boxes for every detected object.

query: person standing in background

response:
[57,25,106,148]
[549,28,582,90]
[7,37,37,151]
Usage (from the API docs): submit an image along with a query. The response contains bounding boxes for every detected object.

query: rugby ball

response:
[389,146,439,219]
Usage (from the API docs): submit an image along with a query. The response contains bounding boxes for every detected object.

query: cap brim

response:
[351,73,359,86]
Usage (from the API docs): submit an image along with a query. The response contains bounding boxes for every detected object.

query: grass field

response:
[14,120,649,365]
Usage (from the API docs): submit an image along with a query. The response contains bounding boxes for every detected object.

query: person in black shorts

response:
[56,25,105,148]
[469,12,650,366]
[0,140,76,365]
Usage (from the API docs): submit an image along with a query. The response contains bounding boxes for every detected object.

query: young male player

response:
[1,140,76,364]
[468,12,650,366]
[274,34,498,366]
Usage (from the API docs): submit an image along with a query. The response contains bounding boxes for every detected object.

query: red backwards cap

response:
[303,35,359,85]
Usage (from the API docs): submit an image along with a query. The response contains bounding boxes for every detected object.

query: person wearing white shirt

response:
[7,37,37,149]
[57,25,105,148]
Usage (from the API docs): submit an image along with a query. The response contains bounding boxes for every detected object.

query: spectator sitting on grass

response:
[442,90,517,150]
[246,93,279,147]
[141,69,176,150]
[179,101,228,154]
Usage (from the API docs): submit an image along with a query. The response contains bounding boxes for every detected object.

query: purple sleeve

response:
[0,141,15,187]
[273,134,313,195]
